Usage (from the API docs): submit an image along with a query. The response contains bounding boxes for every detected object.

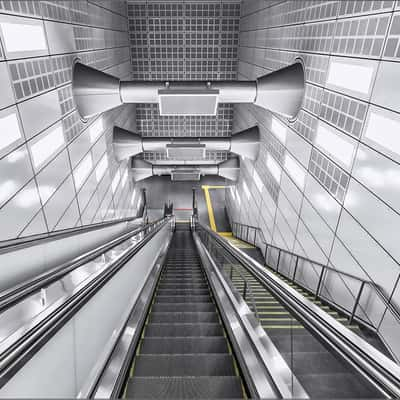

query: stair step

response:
[125,376,243,399]
[155,295,211,303]
[145,323,223,337]
[133,354,236,377]
[152,303,216,312]
[140,337,229,354]
[157,289,209,295]
[149,312,219,323]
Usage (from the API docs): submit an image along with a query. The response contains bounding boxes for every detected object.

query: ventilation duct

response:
[113,126,260,161]
[73,62,305,120]
[131,158,240,182]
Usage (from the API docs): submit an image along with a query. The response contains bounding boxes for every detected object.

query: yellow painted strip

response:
[219,232,233,237]
[202,185,217,232]
[201,185,227,189]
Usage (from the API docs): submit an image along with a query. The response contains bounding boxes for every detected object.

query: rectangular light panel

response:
[284,153,305,189]
[121,169,128,188]
[327,60,374,95]
[158,89,219,116]
[243,181,250,199]
[266,153,282,183]
[365,111,400,157]
[1,22,47,53]
[31,126,64,168]
[315,123,355,168]
[0,112,22,151]
[74,153,93,189]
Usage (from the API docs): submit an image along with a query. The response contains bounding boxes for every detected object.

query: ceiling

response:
[127,0,241,163]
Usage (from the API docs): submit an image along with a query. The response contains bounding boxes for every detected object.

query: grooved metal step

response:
[149,311,219,323]
[133,354,236,376]
[155,295,211,303]
[140,337,229,354]
[125,377,243,399]
[145,323,223,337]
[151,303,216,312]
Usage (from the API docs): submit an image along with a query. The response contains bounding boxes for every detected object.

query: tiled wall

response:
[0,1,139,245]
[227,0,400,343]
[127,0,241,163]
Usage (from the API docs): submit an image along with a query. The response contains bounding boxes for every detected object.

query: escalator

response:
[224,263,383,398]
[124,223,245,399]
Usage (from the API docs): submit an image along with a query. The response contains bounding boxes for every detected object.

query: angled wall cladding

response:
[228,0,400,354]
[127,0,241,162]
[0,0,139,245]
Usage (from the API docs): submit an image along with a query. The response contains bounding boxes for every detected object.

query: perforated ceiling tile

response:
[127,0,240,162]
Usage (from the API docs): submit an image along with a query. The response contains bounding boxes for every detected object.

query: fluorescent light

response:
[95,154,108,182]
[89,118,103,143]
[253,169,263,192]
[0,113,22,151]
[243,181,250,199]
[31,126,64,168]
[74,153,93,189]
[266,153,282,182]
[230,186,236,200]
[364,111,400,157]
[315,123,355,168]
[327,60,373,94]
[271,117,287,143]
[284,153,305,189]
[112,170,120,193]
[121,169,128,188]
[236,190,241,206]
[1,22,47,53]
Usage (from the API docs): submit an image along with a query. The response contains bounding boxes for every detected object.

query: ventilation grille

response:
[166,144,206,160]
[171,170,201,181]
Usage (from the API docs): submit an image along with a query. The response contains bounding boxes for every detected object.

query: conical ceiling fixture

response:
[131,158,240,182]
[113,126,260,162]
[72,61,305,120]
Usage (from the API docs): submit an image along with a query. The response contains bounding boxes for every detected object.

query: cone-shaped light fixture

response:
[73,62,305,120]
[113,125,260,161]
[131,158,240,182]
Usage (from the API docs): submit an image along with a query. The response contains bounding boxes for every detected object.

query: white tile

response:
[19,210,47,238]
[280,172,303,213]
[54,199,80,232]
[0,106,24,156]
[300,198,335,257]
[277,191,299,235]
[353,143,400,216]
[68,131,92,169]
[18,90,61,140]
[44,21,75,54]
[372,61,400,113]
[0,180,42,241]
[304,174,341,231]
[0,62,15,109]
[335,209,399,294]
[0,144,34,208]
[285,127,312,169]
[344,178,400,265]
[77,171,98,212]
[43,176,76,230]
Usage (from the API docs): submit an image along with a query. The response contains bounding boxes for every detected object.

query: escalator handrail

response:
[231,221,400,329]
[0,218,171,390]
[0,218,166,313]
[198,222,400,398]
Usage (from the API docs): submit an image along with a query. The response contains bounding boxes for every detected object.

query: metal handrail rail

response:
[198,221,400,398]
[0,218,171,389]
[0,217,166,312]
[0,191,148,253]
[231,221,400,328]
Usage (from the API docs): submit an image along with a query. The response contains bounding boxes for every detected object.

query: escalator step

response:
[151,303,216,312]
[125,376,243,399]
[133,354,236,376]
[145,323,223,337]
[157,289,209,295]
[149,311,219,323]
[140,337,229,354]
[155,295,211,303]
[159,284,208,290]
